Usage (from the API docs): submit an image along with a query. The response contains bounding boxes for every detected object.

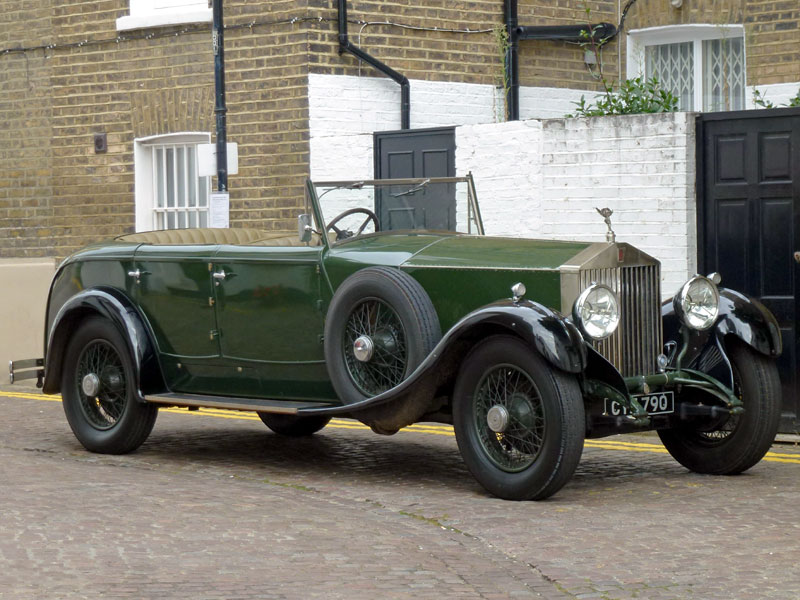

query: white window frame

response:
[117,0,212,32]
[134,133,211,232]
[626,24,746,112]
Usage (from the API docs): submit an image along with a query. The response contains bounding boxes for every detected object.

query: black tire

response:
[658,341,781,474]
[258,413,331,437]
[61,316,158,454]
[324,267,441,404]
[452,335,585,501]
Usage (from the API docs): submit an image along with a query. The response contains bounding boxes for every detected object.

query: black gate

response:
[373,127,456,231]
[697,107,800,432]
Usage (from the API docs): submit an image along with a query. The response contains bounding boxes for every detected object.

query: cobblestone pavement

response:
[2,386,800,599]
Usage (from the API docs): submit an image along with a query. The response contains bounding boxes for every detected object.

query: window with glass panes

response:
[151,142,210,229]
[630,26,745,112]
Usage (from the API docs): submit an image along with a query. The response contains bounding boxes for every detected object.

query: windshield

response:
[309,177,483,242]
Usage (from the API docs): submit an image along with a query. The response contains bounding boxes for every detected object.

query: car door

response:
[132,243,221,392]
[212,243,335,401]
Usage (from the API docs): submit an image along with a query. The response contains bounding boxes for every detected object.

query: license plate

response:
[604,392,675,416]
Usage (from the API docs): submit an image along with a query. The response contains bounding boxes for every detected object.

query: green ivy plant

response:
[567,77,679,117]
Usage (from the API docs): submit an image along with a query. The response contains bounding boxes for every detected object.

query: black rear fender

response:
[43,288,166,400]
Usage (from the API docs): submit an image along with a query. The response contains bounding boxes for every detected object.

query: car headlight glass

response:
[674,275,720,330]
[573,284,620,340]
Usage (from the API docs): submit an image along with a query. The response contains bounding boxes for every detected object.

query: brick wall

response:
[2,0,315,259]
[2,0,799,260]
[0,0,54,258]
[743,1,800,86]
[307,0,616,91]
[43,0,314,258]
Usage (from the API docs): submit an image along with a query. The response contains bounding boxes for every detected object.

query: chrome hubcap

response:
[486,405,510,433]
[353,335,374,362]
[81,373,100,397]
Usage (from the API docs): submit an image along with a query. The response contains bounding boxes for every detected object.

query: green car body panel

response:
[44,232,590,404]
[324,234,589,331]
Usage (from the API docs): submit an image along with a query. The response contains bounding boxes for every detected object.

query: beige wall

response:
[0,259,57,375]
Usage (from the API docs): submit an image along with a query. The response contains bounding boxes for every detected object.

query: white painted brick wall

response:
[309,73,597,136]
[309,74,698,298]
[456,113,696,297]
[746,82,800,109]
[519,86,603,119]
[455,120,544,237]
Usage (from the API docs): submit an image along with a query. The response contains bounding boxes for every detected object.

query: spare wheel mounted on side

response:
[323,267,442,431]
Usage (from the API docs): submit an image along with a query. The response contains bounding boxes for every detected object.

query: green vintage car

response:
[10,176,783,500]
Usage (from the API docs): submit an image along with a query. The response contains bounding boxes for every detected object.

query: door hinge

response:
[209,297,215,307]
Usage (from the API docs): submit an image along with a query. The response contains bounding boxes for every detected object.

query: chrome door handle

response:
[127,269,149,284]
[213,270,227,285]
[794,251,800,264]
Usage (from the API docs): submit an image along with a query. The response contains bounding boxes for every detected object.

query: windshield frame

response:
[305,175,484,247]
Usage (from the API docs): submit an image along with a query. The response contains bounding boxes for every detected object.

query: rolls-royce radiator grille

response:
[580,265,662,377]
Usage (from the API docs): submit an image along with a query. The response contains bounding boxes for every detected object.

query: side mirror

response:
[298,214,313,243]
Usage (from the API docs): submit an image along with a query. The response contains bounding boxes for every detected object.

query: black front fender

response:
[661,287,781,391]
[300,299,587,416]
[439,299,588,374]
[42,287,165,400]
[662,287,782,361]
[716,289,782,357]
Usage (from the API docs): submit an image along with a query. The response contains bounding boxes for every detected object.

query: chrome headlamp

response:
[573,284,620,340]
[674,275,720,330]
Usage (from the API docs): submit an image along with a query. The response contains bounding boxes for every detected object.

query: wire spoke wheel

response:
[693,367,743,445]
[61,317,158,454]
[75,340,127,430]
[343,298,408,396]
[658,341,781,475]
[473,364,546,472]
[453,335,584,501]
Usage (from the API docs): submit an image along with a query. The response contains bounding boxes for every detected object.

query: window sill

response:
[116,8,212,32]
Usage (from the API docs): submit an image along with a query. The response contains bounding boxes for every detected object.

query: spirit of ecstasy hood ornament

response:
[595,207,616,243]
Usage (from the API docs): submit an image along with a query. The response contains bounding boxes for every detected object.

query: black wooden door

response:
[373,127,456,231]
[698,108,800,431]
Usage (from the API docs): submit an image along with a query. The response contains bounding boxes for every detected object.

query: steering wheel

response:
[326,208,380,241]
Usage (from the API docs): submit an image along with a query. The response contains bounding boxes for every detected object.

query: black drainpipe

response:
[504,0,617,121]
[338,0,410,129]
[504,0,519,121]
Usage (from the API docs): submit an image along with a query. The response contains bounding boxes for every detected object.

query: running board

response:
[144,393,334,415]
